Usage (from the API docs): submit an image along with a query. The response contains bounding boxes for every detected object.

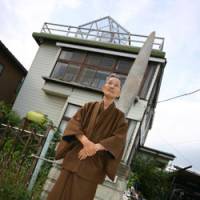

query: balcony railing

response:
[41,22,164,51]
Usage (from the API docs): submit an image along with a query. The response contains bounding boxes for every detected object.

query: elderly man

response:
[47,73,128,200]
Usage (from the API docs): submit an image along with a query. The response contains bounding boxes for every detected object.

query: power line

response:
[168,140,200,146]
[158,88,200,103]
[157,135,200,172]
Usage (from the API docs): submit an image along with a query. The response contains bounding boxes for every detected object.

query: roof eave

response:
[32,32,166,59]
[139,146,176,160]
[0,41,27,75]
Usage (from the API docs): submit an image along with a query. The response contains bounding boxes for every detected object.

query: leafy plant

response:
[0,182,31,200]
[127,172,139,189]
[0,101,21,126]
[129,154,172,200]
[0,151,32,200]
[6,111,21,126]
[0,105,57,199]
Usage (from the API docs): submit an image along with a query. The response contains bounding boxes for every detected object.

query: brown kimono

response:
[47,101,128,200]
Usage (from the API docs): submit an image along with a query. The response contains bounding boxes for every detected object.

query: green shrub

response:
[0,101,21,126]
[0,101,58,199]
[129,155,172,200]
[6,111,21,126]
[0,101,11,123]
[0,161,31,200]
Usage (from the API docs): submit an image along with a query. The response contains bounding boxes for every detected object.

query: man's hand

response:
[76,134,107,160]
[78,143,107,160]
[78,140,97,160]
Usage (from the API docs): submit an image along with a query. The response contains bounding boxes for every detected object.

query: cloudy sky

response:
[1,0,200,172]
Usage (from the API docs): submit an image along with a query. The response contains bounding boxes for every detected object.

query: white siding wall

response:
[13,44,66,126]
[12,41,161,199]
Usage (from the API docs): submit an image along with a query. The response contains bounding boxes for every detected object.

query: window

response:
[51,62,67,79]
[0,63,4,75]
[86,54,102,66]
[51,62,80,81]
[79,67,96,86]
[79,67,111,89]
[63,64,80,82]
[92,71,110,89]
[60,50,86,63]
[59,104,80,134]
[51,49,134,90]
[115,59,132,74]
[100,56,115,69]
[86,54,115,70]
[139,62,158,99]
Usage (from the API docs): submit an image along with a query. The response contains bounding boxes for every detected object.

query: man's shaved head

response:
[105,73,121,87]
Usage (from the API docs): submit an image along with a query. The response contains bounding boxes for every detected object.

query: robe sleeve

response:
[55,103,89,160]
[62,103,89,142]
[99,114,128,159]
[99,113,128,181]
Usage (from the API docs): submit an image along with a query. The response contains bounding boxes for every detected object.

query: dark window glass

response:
[79,67,96,86]
[0,64,4,75]
[86,54,103,66]
[63,64,80,82]
[100,56,115,69]
[60,50,86,63]
[59,50,73,60]
[86,54,115,70]
[51,62,80,81]
[115,59,133,74]
[140,62,157,99]
[91,71,110,89]
[50,49,134,90]
[51,62,67,80]
[149,81,159,106]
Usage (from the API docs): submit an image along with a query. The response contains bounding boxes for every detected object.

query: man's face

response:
[102,77,121,99]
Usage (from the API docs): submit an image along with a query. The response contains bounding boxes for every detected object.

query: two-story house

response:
[13,16,167,199]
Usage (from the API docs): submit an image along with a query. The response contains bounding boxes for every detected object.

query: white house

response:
[13,16,166,199]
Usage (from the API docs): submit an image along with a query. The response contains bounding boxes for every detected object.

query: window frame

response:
[50,48,134,90]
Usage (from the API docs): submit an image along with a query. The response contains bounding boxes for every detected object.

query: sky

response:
[1,0,200,173]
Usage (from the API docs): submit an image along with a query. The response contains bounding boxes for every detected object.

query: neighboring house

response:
[13,16,167,199]
[0,41,27,104]
[169,166,200,200]
[137,146,175,169]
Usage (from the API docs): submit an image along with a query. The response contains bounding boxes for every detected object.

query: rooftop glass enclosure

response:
[41,16,164,50]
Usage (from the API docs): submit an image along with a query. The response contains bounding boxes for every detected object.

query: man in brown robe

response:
[47,73,128,200]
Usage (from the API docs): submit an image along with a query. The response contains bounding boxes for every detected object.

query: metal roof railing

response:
[41,22,164,50]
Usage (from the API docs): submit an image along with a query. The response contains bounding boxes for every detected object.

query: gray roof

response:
[139,146,176,160]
